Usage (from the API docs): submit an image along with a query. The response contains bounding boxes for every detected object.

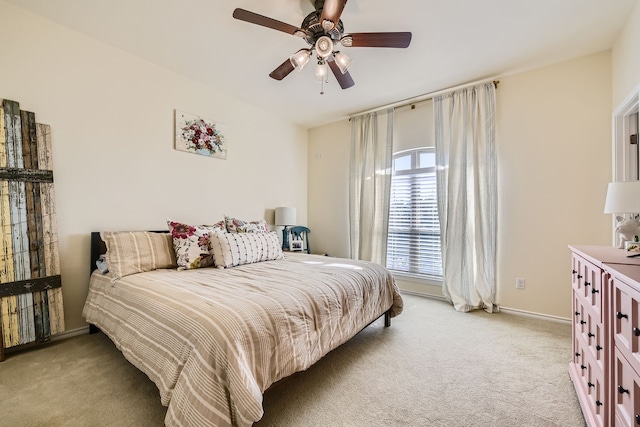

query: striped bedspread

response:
[82,253,403,427]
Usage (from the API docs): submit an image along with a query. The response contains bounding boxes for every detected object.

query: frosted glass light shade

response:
[290,49,311,71]
[315,62,328,82]
[333,51,353,74]
[275,207,296,226]
[604,181,640,213]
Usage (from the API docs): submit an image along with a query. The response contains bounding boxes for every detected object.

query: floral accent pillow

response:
[211,231,283,268]
[225,215,270,233]
[167,219,225,270]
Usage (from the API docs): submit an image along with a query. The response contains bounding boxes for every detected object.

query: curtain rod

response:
[349,78,500,119]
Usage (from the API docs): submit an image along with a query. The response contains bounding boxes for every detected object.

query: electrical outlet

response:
[516,278,525,290]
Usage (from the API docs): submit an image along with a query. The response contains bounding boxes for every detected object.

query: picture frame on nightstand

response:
[289,239,304,252]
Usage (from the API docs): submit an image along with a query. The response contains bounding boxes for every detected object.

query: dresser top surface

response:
[569,245,640,266]
[570,244,640,286]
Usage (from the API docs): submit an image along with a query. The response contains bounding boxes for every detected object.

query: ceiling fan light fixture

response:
[232,6,412,93]
[290,49,312,71]
[315,35,334,58]
[333,51,353,74]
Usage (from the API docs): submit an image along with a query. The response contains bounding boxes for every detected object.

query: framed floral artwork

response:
[175,110,227,159]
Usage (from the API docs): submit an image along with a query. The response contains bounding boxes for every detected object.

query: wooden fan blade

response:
[328,60,355,89]
[233,8,300,35]
[269,59,296,81]
[319,0,348,30]
[348,32,412,48]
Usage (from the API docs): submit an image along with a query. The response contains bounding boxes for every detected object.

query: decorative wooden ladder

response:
[0,99,64,361]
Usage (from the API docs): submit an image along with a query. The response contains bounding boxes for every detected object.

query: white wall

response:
[308,120,350,258]
[496,52,612,318]
[0,2,308,331]
[612,2,640,109]
[309,51,613,319]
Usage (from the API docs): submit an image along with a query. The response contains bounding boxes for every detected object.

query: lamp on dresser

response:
[604,181,640,248]
[275,207,296,250]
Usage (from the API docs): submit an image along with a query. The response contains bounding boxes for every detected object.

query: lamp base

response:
[281,226,290,250]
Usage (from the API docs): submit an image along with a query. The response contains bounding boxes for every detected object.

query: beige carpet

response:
[0,294,585,426]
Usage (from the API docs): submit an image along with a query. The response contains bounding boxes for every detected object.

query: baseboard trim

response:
[499,306,571,324]
[399,289,447,301]
[51,326,90,341]
[400,290,571,323]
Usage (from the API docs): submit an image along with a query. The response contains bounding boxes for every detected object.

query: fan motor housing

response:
[301,11,344,45]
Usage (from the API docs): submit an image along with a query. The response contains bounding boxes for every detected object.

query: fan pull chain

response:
[319,62,329,95]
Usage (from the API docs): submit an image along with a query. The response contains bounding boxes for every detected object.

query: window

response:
[386,148,442,281]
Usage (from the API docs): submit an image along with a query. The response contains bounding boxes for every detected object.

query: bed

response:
[83,229,403,427]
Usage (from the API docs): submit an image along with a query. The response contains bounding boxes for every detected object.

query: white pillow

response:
[211,231,283,268]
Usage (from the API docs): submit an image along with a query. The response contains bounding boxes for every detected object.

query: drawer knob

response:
[588,332,595,338]
[596,345,603,351]
[575,311,581,316]
[580,320,587,325]
[617,311,629,320]
[587,381,595,388]
[584,282,591,287]
[577,274,583,279]
[581,365,587,370]
[575,352,581,357]
[591,288,599,294]
[634,327,640,337]
[635,414,640,425]
[619,385,630,395]
[596,400,603,406]
[572,270,577,274]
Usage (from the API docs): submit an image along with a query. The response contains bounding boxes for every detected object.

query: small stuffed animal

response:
[615,216,640,248]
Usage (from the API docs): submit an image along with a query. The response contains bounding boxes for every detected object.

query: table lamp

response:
[604,181,640,247]
[275,207,296,250]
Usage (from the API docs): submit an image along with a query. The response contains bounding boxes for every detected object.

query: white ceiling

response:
[5,0,638,128]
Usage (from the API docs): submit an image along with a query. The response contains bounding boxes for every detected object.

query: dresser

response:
[569,245,640,427]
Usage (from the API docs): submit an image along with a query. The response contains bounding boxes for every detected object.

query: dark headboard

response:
[89,231,169,274]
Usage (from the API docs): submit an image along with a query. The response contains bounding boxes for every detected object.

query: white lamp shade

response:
[604,181,640,213]
[275,207,296,226]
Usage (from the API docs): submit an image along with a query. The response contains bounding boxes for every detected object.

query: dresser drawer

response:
[573,253,604,321]
[572,337,606,427]
[614,348,640,427]
[613,277,640,376]
[574,297,606,370]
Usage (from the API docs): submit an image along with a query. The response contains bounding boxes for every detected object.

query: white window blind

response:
[386,149,442,280]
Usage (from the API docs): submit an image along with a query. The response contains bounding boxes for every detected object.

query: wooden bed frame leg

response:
[384,311,391,327]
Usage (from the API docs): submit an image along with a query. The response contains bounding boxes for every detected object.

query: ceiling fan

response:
[232,0,412,93]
